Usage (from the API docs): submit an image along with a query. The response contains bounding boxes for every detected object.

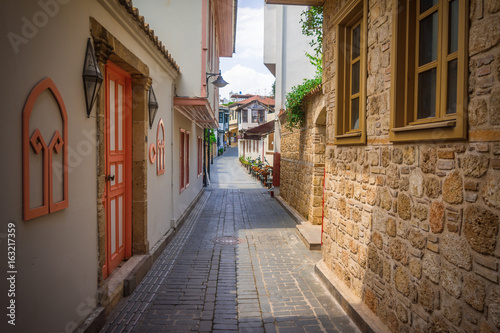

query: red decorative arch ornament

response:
[149,143,157,164]
[156,119,165,175]
[23,78,68,221]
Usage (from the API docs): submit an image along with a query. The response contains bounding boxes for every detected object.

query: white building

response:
[263,3,317,154]
[135,0,236,207]
[236,99,275,166]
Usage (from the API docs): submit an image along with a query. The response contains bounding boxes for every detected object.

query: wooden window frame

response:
[390,0,468,142]
[180,129,185,192]
[186,131,190,186]
[268,132,274,151]
[197,136,202,177]
[252,109,258,123]
[334,0,367,145]
[179,129,190,192]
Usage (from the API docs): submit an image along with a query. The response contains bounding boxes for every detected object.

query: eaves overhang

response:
[265,0,325,5]
[214,0,237,57]
[174,97,218,129]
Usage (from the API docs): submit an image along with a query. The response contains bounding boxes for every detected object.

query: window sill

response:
[335,131,362,138]
[389,118,466,143]
[334,130,365,145]
[392,120,456,132]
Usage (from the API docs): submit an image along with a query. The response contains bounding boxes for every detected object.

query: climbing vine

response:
[284,6,323,130]
[300,6,323,75]
[284,76,322,130]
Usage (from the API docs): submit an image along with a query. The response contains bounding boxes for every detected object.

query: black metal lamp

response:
[82,38,103,117]
[206,70,228,88]
[148,86,159,129]
[212,74,229,88]
[206,71,228,97]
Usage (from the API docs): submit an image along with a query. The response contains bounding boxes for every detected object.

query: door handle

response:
[106,175,115,182]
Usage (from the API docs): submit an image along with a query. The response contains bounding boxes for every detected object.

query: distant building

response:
[233,97,276,165]
[226,95,275,148]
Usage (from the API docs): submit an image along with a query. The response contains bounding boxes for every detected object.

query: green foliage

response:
[271,80,276,97]
[300,6,323,75]
[284,76,322,130]
[209,130,217,144]
[239,156,250,165]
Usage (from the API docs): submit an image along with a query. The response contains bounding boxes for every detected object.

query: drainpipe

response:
[203,128,207,187]
[262,140,264,161]
[207,129,211,177]
[321,166,326,245]
[171,84,175,229]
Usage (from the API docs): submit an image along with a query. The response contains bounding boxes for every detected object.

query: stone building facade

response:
[280,88,326,224]
[279,0,500,332]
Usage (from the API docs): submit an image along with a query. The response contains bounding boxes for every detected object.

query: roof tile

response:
[118,0,180,73]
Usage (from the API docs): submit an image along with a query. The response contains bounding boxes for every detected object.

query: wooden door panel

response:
[105,62,131,276]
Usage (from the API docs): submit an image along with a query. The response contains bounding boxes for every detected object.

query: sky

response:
[218,0,275,100]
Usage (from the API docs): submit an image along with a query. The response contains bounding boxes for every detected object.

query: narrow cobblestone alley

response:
[101,147,360,333]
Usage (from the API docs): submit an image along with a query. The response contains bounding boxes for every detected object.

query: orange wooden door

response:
[104,62,132,276]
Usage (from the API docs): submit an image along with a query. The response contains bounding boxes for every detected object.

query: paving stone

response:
[100,148,360,333]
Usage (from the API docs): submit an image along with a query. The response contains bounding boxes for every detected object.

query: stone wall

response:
[318,1,500,332]
[280,90,326,224]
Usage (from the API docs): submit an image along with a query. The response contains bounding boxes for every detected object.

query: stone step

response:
[296,223,322,251]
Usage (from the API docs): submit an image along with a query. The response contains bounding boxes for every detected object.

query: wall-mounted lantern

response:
[148,86,159,129]
[206,71,228,97]
[206,70,228,88]
[82,38,103,118]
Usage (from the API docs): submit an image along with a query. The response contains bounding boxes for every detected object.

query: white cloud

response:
[234,7,264,59]
[219,64,274,100]
[219,5,275,100]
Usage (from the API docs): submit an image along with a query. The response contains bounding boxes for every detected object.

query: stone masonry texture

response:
[279,0,500,332]
[100,147,360,333]
[280,91,326,225]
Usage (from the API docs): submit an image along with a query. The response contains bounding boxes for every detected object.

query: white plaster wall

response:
[146,81,175,250]
[282,6,317,103]
[263,4,277,76]
[0,0,179,331]
[0,1,98,332]
[239,139,264,162]
[172,111,204,223]
[133,0,203,98]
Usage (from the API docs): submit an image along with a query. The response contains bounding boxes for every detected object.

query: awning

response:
[213,0,237,57]
[245,120,275,136]
[242,134,262,140]
[174,97,218,129]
